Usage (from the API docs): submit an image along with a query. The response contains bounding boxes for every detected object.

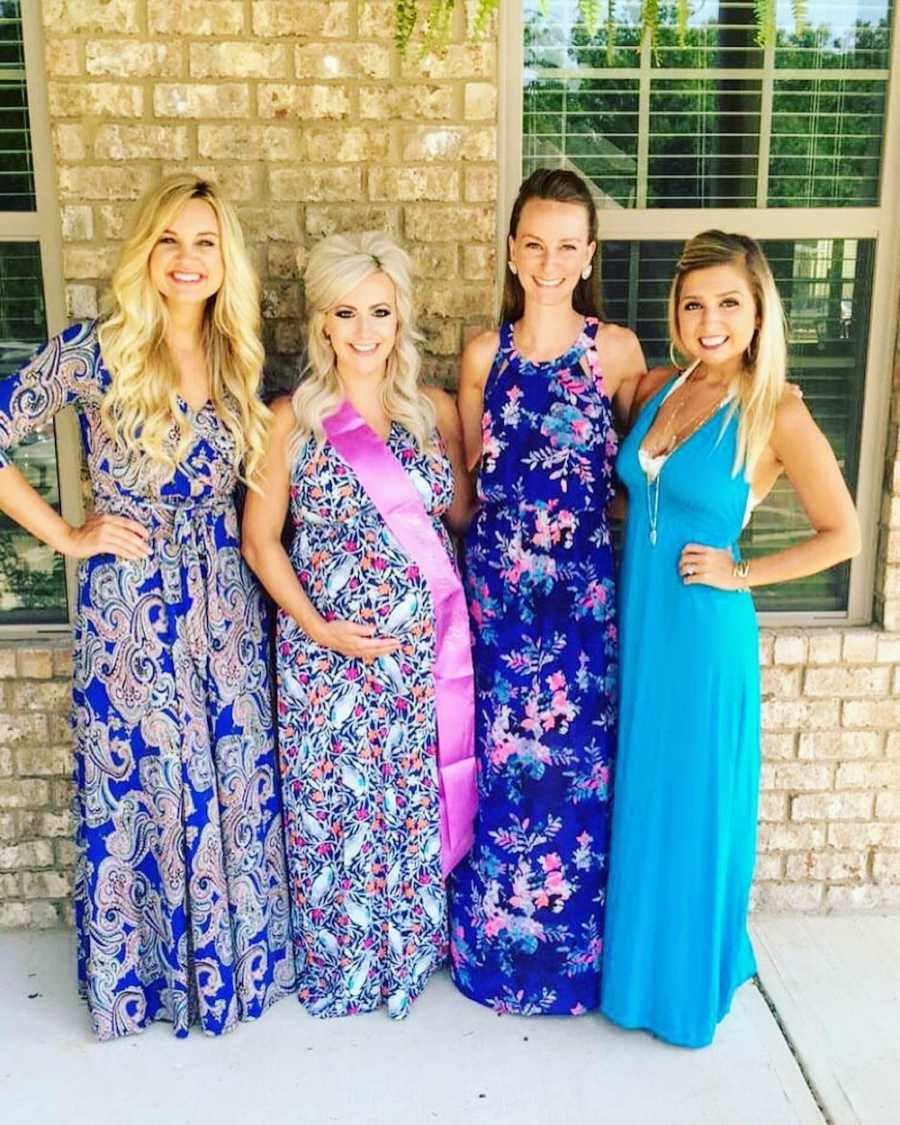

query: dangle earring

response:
[581,263,593,280]
[508,261,518,275]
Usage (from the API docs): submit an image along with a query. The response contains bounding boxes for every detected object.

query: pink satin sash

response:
[323,401,477,876]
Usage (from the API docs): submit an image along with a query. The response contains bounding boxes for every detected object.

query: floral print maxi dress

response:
[449,317,618,1016]
[0,322,295,1039]
[277,421,455,1020]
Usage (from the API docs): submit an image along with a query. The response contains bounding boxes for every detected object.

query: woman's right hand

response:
[310,618,400,661]
[62,512,151,560]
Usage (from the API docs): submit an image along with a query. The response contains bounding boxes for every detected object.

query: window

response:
[0,1,73,630]
[503,0,900,621]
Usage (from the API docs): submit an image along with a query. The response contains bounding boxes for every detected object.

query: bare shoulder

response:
[596,321,641,360]
[422,385,462,439]
[268,393,297,435]
[634,365,677,411]
[460,328,500,383]
[771,388,817,452]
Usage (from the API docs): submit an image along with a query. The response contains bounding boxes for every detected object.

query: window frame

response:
[499,1,900,626]
[0,2,81,638]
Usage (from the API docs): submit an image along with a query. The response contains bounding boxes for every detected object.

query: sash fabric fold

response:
[323,401,478,876]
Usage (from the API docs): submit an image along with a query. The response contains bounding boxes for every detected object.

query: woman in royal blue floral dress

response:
[449,170,646,1015]
[0,176,294,1039]
[243,232,477,1020]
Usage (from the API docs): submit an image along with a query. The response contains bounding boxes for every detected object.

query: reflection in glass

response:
[0,242,67,624]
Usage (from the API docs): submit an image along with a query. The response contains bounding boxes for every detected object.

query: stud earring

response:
[508,261,517,275]
[581,264,593,280]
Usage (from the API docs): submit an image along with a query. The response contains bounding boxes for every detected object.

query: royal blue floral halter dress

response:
[449,317,619,1015]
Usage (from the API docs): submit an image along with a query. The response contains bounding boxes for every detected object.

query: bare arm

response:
[680,394,861,591]
[424,386,476,535]
[593,324,647,431]
[456,329,499,472]
[241,398,400,660]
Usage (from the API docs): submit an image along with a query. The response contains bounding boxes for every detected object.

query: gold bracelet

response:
[731,558,751,587]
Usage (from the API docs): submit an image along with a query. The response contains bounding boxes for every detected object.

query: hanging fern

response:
[790,0,808,36]
[473,0,501,37]
[539,0,551,17]
[606,0,616,65]
[753,0,776,49]
[641,0,660,51]
[579,0,601,39]
[423,0,455,47]
[676,0,689,45]
[395,0,418,54]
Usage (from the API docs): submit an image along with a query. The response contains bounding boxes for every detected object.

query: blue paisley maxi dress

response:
[449,317,619,1016]
[277,419,455,1020]
[0,322,295,1039]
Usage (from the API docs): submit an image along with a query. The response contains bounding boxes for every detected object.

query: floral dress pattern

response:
[0,321,295,1039]
[277,420,456,1020]
[448,317,618,1016]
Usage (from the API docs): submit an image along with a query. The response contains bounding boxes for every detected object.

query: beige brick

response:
[0,901,60,929]
[0,780,50,811]
[0,651,15,679]
[14,748,72,779]
[881,598,900,631]
[883,566,900,597]
[44,37,81,77]
[804,665,890,698]
[874,632,900,665]
[419,281,493,319]
[261,282,302,320]
[842,699,900,729]
[761,666,802,698]
[406,204,494,243]
[0,814,16,843]
[300,126,391,165]
[252,2,351,37]
[798,730,883,760]
[842,629,879,663]
[464,166,498,203]
[359,85,455,122]
[761,732,796,761]
[258,84,351,121]
[825,885,900,910]
[295,43,391,80]
[9,681,72,714]
[758,633,774,666]
[86,40,182,78]
[15,650,53,680]
[419,317,462,356]
[52,123,87,162]
[758,791,789,822]
[190,42,288,80]
[59,166,154,201]
[806,630,842,665]
[758,822,826,850]
[62,245,119,280]
[305,205,400,239]
[751,882,823,911]
[465,82,497,121]
[369,166,460,203]
[51,778,75,810]
[401,43,496,81]
[52,648,73,679]
[42,0,139,33]
[409,244,458,280]
[760,762,776,790]
[0,902,30,928]
[266,243,303,280]
[875,791,900,819]
[96,204,133,240]
[198,124,301,162]
[0,841,54,870]
[270,167,363,203]
[161,163,260,203]
[60,205,94,242]
[791,792,873,821]
[66,284,99,319]
[761,699,840,731]
[873,853,900,883]
[828,821,900,848]
[772,633,807,665]
[400,125,497,163]
[0,714,49,746]
[835,761,900,789]
[785,849,867,882]
[0,872,19,897]
[887,731,900,757]
[237,206,302,243]
[21,870,71,900]
[773,762,833,791]
[358,1,396,40]
[154,83,249,119]
[95,124,191,163]
[753,853,784,881]
[273,320,305,355]
[463,244,495,280]
[56,839,78,867]
[48,82,143,118]
[148,0,244,35]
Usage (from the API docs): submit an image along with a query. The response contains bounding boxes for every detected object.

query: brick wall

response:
[43,0,498,389]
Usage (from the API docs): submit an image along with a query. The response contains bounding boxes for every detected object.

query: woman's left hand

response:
[678,543,743,590]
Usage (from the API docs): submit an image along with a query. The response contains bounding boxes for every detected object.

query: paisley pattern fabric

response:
[0,321,294,1039]
[448,318,619,1016]
[277,421,454,1020]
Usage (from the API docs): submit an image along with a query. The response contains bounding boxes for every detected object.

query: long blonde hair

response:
[98,174,269,486]
[668,230,787,479]
[292,231,435,452]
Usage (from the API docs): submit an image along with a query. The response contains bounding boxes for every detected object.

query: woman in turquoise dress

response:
[449,169,645,1015]
[601,231,861,1047]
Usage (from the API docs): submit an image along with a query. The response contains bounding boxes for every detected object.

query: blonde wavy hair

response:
[98,174,269,486]
[291,231,435,452]
[668,230,788,479]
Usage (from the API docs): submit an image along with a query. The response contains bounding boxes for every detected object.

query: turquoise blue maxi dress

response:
[601,372,760,1049]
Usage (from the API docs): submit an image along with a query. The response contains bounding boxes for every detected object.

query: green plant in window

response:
[753,0,776,48]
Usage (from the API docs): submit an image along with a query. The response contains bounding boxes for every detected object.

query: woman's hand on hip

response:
[63,512,151,560]
[310,618,401,661]
[678,543,743,591]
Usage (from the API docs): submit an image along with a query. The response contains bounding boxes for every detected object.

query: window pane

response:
[0,242,67,624]
[0,2,34,211]
[599,237,871,613]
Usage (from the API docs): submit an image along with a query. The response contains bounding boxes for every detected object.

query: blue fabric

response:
[449,319,619,1015]
[601,377,760,1048]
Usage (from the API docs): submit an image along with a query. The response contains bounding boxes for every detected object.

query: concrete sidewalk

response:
[1,917,897,1125]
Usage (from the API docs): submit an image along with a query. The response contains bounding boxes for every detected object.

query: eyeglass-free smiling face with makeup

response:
[507,197,596,311]
[148,196,224,307]
[324,270,398,384]
[675,262,759,380]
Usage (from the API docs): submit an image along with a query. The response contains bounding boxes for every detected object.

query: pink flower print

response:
[539,853,562,872]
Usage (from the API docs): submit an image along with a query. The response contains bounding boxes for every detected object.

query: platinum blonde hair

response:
[291,231,435,452]
[668,230,788,479]
[98,174,269,486]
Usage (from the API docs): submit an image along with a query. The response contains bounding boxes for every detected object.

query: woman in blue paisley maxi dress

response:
[242,232,475,1020]
[0,178,294,1039]
[449,170,646,1016]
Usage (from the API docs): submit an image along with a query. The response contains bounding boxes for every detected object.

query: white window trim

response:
[0,2,81,639]
[499,2,900,627]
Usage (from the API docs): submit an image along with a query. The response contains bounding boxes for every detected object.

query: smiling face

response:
[509,198,595,309]
[675,261,759,377]
[148,197,224,307]
[324,270,398,383]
